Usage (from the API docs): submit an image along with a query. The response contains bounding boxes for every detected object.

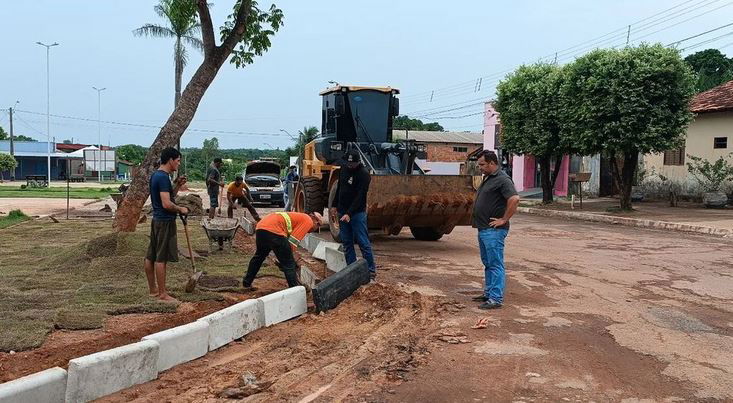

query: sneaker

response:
[478,299,503,310]
[471,295,488,302]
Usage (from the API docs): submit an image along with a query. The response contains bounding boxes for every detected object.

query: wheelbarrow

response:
[201,217,240,252]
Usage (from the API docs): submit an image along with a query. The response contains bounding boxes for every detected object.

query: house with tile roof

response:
[645,80,733,183]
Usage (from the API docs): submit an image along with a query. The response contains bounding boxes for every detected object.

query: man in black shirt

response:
[472,150,519,309]
[206,158,225,219]
[330,149,376,279]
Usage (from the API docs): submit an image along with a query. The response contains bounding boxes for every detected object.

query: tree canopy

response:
[393,115,444,131]
[562,44,695,209]
[0,125,37,142]
[684,49,733,93]
[496,62,572,203]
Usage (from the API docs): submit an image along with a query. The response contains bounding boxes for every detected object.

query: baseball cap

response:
[235,175,243,180]
[346,149,361,163]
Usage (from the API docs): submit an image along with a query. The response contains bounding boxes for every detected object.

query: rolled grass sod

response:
[0,209,30,229]
[0,218,271,352]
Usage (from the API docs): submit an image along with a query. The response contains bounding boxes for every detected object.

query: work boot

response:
[478,299,503,310]
[283,269,301,288]
[472,295,488,302]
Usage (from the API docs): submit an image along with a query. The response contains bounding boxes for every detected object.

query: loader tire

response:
[294,176,325,215]
[409,226,444,241]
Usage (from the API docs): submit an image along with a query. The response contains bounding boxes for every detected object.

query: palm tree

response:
[133,0,203,109]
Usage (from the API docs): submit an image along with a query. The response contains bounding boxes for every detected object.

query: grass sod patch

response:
[0,217,266,352]
[0,185,115,199]
[0,209,31,229]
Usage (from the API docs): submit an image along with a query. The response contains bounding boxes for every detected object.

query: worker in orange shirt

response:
[227,175,260,221]
[243,211,324,289]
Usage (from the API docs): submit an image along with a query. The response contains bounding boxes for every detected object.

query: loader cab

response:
[317,86,400,164]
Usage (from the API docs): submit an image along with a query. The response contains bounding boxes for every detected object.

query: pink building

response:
[483,102,570,196]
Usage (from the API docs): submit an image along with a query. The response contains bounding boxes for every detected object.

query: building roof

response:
[391,130,483,144]
[690,80,733,114]
[319,85,399,95]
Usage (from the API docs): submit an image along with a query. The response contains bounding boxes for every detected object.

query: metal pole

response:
[8,106,15,181]
[66,158,70,219]
[36,42,58,184]
[92,87,106,182]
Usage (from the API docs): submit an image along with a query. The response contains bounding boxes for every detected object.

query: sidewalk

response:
[520,198,733,237]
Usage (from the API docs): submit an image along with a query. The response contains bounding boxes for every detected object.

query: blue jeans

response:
[478,228,508,303]
[338,211,376,273]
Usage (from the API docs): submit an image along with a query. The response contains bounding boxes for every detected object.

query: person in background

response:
[206,157,225,219]
[472,150,520,310]
[242,211,323,290]
[283,165,299,211]
[227,174,260,221]
[330,149,376,280]
[144,147,189,303]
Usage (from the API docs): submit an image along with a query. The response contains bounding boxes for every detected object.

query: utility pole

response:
[8,106,15,180]
[36,41,59,183]
[626,25,631,46]
[92,86,106,182]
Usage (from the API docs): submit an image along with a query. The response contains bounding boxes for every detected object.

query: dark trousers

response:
[243,229,299,287]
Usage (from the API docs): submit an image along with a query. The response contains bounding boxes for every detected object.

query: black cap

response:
[346,149,361,163]
[235,174,243,180]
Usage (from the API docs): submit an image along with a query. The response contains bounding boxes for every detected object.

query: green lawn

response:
[0,210,31,229]
[0,218,276,351]
[0,186,116,199]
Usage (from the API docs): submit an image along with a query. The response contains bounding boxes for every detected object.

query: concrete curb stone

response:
[518,207,733,237]
[197,299,264,351]
[325,244,347,272]
[0,367,67,403]
[65,339,159,403]
[142,321,209,372]
[257,286,307,327]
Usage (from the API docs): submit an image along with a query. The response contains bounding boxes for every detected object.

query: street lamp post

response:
[92,86,106,182]
[36,41,59,183]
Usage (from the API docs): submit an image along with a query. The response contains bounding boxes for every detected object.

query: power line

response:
[667,21,733,46]
[12,109,287,138]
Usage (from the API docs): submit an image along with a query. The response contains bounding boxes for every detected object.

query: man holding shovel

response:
[227,175,260,221]
[206,158,225,219]
[144,147,189,303]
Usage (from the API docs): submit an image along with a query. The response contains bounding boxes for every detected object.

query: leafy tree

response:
[115,144,148,164]
[134,0,203,108]
[496,63,573,204]
[563,44,696,210]
[393,115,444,131]
[684,49,733,93]
[116,0,284,231]
[0,126,35,142]
[0,153,18,181]
[201,137,220,165]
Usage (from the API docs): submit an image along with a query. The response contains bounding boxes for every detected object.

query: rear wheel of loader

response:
[294,176,324,214]
[409,226,444,241]
[327,182,341,242]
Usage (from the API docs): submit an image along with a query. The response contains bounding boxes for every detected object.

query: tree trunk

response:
[114,57,226,232]
[174,38,183,151]
[538,156,553,204]
[550,154,563,194]
[610,151,638,210]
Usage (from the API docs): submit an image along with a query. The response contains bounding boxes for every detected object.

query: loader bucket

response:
[366,175,476,237]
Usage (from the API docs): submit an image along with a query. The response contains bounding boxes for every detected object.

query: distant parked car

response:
[245,160,285,207]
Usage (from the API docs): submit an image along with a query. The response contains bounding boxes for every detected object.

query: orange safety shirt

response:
[256,212,314,249]
[227,181,249,198]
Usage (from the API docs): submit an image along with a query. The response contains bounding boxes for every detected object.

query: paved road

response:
[372,214,733,401]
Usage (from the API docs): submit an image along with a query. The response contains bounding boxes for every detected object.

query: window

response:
[453,146,468,153]
[714,137,728,149]
[663,142,685,166]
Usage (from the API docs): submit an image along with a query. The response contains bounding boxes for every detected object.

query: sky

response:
[1,0,732,150]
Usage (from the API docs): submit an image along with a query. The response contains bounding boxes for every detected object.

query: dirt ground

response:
[0,197,105,217]
[3,207,731,401]
[85,213,732,402]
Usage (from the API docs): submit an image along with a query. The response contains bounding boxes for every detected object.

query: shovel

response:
[181,214,203,293]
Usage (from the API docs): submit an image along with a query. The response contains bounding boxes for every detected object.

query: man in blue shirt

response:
[283,165,299,211]
[144,147,189,303]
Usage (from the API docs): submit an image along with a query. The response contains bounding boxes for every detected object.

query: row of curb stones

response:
[518,206,733,238]
[0,287,307,403]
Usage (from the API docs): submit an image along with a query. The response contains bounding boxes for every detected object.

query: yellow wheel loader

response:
[293,85,477,241]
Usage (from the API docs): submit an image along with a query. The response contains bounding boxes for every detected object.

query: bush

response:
[19,184,27,190]
[7,210,27,219]
[687,154,733,192]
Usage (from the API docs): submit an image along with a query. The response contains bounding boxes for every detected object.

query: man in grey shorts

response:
[145,147,189,303]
